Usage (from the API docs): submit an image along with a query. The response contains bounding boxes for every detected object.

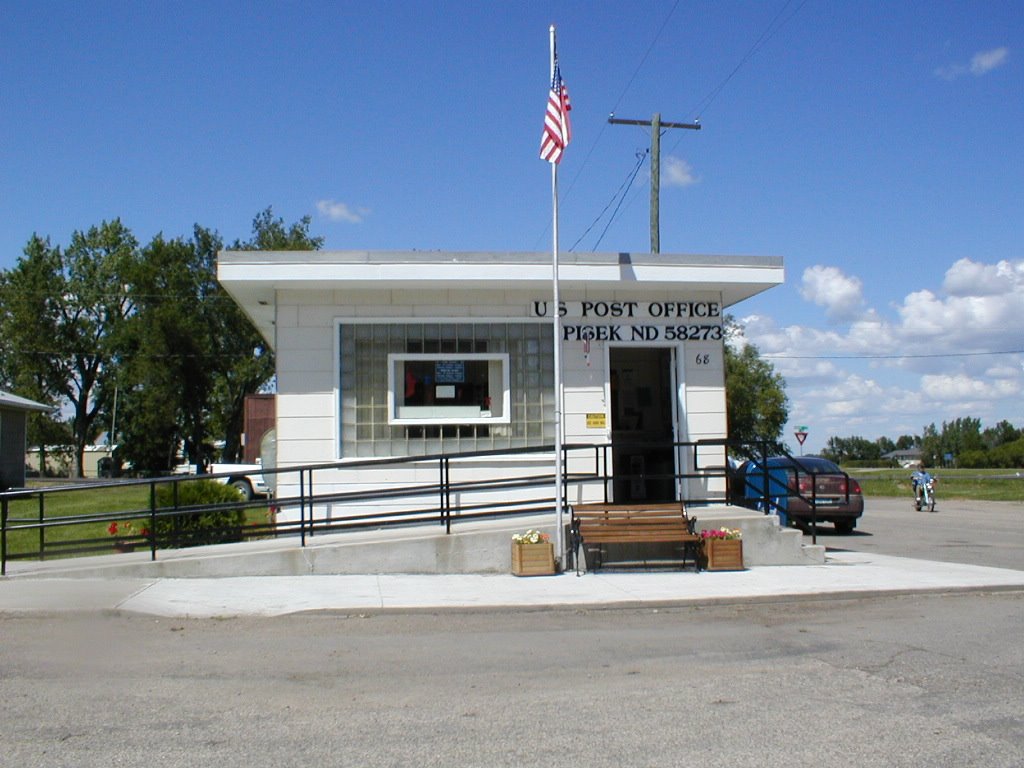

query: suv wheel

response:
[230,479,254,501]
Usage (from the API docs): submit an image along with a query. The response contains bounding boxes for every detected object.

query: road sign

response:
[795,426,808,446]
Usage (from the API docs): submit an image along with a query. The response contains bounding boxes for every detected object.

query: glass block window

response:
[339,323,554,457]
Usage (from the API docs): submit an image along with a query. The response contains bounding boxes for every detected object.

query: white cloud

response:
[663,156,698,187]
[920,373,1019,401]
[799,265,865,322]
[943,257,1024,296]
[971,47,1009,75]
[935,46,1009,80]
[316,199,369,223]
[896,259,1024,349]
[740,256,1024,449]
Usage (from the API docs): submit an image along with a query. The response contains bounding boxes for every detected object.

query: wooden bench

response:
[570,502,701,574]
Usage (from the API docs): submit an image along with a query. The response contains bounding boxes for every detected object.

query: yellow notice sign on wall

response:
[585,413,607,429]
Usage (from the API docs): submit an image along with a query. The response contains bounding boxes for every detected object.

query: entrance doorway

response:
[608,347,677,503]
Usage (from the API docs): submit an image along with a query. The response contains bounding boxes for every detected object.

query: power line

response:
[686,0,808,121]
[591,153,649,251]
[761,350,1024,361]
[569,150,648,252]
[607,0,682,118]
[664,0,808,159]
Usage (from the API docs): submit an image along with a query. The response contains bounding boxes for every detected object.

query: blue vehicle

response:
[730,456,865,533]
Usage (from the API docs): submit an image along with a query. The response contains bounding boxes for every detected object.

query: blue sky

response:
[3,1,1021,453]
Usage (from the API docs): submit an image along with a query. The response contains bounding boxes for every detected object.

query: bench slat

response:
[570,501,700,573]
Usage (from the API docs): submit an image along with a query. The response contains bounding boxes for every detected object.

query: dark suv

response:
[730,456,864,533]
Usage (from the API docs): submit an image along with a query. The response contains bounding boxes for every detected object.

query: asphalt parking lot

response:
[797,496,1023,571]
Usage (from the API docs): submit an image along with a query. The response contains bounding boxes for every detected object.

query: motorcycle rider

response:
[911,468,934,505]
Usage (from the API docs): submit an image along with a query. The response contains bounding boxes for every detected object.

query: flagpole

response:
[549,24,566,568]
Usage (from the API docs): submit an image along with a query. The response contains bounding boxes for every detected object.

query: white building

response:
[217,250,783,520]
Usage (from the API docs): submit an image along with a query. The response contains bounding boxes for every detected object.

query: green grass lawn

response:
[849,468,1024,502]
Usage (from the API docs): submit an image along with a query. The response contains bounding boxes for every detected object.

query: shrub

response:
[153,479,246,548]
[990,439,1024,468]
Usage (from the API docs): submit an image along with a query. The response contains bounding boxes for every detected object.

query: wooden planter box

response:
[511,541,556,576]
[701,538,744,571]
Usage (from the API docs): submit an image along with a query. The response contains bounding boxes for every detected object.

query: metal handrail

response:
[1,438,828,573]
[1,443,600,573]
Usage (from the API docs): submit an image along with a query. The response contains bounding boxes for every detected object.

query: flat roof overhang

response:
[0,391,54,413]
[217,250,784,346]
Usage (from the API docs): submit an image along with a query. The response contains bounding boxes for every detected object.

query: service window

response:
[387,353,510,425]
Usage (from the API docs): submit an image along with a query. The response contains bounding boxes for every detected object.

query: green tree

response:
[0,223,137,476]
[724,319,789,453]
[895,434,919,451]
[921,423,941,466]
[0,237,70,472]
[115,233,221,473]
[876,436,896,456]
[982,420,1021,449]
[821,435,882,463]
[921,417,984,467]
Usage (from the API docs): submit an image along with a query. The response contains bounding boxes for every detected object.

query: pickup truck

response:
[173,461,271,500]
[209,462,271,500]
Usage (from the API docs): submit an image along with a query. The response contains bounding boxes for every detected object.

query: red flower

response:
[107,522,118,536]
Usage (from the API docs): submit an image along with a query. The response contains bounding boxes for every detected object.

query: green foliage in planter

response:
[154,479,246,548]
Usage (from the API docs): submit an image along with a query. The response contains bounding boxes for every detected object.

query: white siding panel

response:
[276,440,336,466]
[297,305,338,328]
[276,347,331,373]
[276,326,332,352]
[277,393,335,419]
[276,416,335,441]
[353,304,403,317]
[685,388,727,414]
[335,289,392,306]
[276,304,298,328]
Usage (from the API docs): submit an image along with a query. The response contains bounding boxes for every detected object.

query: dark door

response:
[609,348,676,503]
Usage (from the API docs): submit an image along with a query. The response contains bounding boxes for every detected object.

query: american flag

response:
[540,62,571,164]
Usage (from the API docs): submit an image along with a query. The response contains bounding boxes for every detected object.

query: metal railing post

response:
[439,457,446,529]
[602,444,611,503]
[443,457,452,534]
[810,469,818,545]
[150,481,158,559]
[38,493,45,560]
[1,497,7,576]
[299,468,307,547]
[151,481,159,560]
[308,469,315,538]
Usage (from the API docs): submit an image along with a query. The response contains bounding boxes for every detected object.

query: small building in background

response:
[0,390,53,490]
[882,448,923,468]
[243,394,276,464]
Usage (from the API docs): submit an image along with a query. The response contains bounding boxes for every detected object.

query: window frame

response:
[386,352,512,426]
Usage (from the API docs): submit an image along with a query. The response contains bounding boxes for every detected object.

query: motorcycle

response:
[913,473,936,513]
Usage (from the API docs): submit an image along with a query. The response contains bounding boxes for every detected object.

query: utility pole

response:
[608,113,700,253]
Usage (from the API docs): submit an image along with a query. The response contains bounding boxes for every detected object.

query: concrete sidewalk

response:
[2,551,1022,618]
